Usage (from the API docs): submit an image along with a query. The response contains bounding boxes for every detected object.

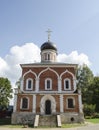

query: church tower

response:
[40,29,57,62]
[40,41,57,62]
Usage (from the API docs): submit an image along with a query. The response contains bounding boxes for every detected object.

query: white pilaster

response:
[78,89,83,113]
[33,95,36,113]
[13,94,17,112]
[20,78,23,91]
[73,77,76,91]
[60,94,63,113]
[58,78,62,92]
[35,78,39,92]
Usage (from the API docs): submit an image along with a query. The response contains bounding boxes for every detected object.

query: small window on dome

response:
[48,54,50,60]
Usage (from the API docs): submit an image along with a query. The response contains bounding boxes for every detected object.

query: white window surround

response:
[26,78,33,90]
[44,53,51,61]
[66,97,75,109]
[45,78,52,90]
[64,78,71,90]
[20,97,29,110]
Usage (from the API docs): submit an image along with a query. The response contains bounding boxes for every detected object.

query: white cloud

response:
[0,43,91,87]
[0,43,40,84]
[57,51,91,66]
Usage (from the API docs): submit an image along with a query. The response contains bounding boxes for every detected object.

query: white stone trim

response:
[60,95,63,112]
[20,77,23,91]
[26,78,33,90]
[35,78,39,92]
[21,63,77,68]
[78,90,83,113]
[45,78,52,90]
[33,95,36,113]
[20,97,29,109]
[23,69,37,78]
[60,69,76,92]
[66,96,75,109]
[64,78,71,90]
[21,90,76,94]
[13,94,17,112]
[40,95,56,114]
[58,78,62,92]
[38,67,59,79]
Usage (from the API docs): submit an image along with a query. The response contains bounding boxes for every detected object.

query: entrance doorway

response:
[45,100,51,114]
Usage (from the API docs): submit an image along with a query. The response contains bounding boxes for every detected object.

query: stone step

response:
[39,115,57,127]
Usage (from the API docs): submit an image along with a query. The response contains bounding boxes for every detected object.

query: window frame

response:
[64,78,71,90]
[20,97,29,110]
[66,97,75,109]
[45,78,52,90]
[26,78,33,90]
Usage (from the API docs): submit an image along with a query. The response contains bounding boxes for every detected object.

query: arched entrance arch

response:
[40,95,56,115]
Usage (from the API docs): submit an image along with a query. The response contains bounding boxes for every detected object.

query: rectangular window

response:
[22,98,28,109]
[68,98,74,108]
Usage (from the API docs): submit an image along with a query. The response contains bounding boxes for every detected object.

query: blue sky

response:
[0,0,99,80]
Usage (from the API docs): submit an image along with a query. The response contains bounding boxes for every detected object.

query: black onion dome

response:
[41,41,57,51]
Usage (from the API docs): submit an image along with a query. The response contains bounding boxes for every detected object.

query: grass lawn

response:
[85,118,99,124]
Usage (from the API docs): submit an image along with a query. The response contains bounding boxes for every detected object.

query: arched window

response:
[64,78,71,90]
[45,78,52,90]
[44,53,47,60]
[26,78,33,90]
[48,53,50,60]
[21,97,29,109]
[67,97,75,109]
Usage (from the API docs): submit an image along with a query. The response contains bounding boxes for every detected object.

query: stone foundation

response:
[11,112,35,125]
[61,112,84,124]
[12,112,84,125]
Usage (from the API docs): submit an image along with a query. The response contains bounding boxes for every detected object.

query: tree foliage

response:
[83,103,96,116]
[76,64,94,103]
[89,77,99,112]
[0,77,13,108]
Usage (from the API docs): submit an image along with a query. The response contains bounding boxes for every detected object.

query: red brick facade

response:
[12,41,84,125]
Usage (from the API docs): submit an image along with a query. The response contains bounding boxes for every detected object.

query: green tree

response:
[89,76,99,112]
[0,77,13,108]
[76,64,94,104]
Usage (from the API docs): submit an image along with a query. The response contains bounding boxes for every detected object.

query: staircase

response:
[34,114,61,127]
[39,115,57,127]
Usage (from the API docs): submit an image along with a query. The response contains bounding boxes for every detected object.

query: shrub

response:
[83,104,96,117]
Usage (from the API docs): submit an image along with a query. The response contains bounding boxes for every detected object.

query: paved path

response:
[0,124,99,130]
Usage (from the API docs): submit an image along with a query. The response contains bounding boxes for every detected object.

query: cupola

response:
[40,29,57,63]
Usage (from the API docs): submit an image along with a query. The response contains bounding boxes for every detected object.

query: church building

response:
[12,32,84,127]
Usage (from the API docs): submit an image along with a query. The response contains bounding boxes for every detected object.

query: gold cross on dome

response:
[46,29,52,41]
